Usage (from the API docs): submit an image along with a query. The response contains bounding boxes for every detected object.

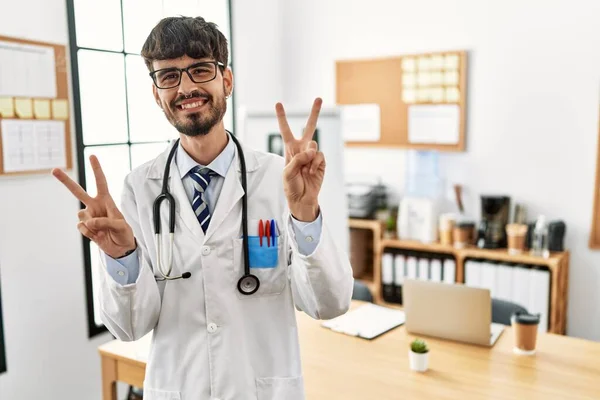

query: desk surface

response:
[99,301,600,399]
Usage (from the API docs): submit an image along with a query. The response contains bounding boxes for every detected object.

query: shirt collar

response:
[176,132,235,179]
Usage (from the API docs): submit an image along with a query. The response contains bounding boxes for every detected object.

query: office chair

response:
[492,298,528,326]
[127,386,143,400]
[352,280,374,303]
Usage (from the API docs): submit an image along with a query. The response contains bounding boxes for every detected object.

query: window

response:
[66,0,235,337]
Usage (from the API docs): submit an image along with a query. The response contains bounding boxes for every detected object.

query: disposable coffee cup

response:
[511,312,540,355]
[506,223,527,255]
[439,214,456,246]
[453,221,475,249]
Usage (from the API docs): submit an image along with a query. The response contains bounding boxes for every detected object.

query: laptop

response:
[403,279,504,347]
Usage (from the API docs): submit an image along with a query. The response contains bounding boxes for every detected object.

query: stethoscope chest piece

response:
[238,274,260,295]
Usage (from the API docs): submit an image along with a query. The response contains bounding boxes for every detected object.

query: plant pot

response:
[409,350,429,372]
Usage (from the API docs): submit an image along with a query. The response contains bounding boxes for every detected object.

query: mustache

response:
[173,92,211,107]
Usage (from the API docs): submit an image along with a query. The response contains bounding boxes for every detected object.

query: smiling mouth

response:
[177,98,209,111]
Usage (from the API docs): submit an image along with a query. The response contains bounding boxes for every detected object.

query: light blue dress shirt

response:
[104,134,323,285]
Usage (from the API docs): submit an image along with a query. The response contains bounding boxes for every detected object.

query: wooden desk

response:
[98,301,600,400]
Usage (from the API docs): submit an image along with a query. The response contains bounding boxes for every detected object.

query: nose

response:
[177,71,197,96]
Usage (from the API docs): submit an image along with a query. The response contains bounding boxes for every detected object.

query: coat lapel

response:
[146,141,205,243]
[171,167,205,242]
[203,144,245,243]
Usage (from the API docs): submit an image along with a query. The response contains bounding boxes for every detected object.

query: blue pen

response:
[271,219,276,246]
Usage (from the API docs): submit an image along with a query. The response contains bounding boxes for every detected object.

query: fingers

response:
[77,221,97,241]
[309,151,326,175]
[90,155,109,195]
[104,194,124,219]
[78,209,93,222]
[285,150,316,178]
[275,103,294,142]
[302,98,322,141]
[52,168,93,205]
[85,217,122,232]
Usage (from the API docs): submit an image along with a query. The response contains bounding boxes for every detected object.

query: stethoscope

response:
[152,131,260,295]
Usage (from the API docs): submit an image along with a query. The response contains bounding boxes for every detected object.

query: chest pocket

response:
[232,236,288,298]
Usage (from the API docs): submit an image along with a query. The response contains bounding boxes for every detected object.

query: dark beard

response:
[168,93,227,137]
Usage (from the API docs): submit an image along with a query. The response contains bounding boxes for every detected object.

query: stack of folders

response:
[321,303,406,339]
[464,259,550,333]
[381,251,456,305]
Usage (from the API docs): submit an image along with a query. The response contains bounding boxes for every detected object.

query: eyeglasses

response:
[149,61,225,89]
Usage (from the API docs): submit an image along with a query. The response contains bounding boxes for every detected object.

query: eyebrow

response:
[154,60,214,71]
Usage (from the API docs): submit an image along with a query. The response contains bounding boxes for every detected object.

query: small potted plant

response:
[409,338,429,372]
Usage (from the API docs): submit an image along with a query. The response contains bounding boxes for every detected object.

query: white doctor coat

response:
[97,141,354,400]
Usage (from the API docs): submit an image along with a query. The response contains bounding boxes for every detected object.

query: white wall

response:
[231,0,285,131]
[279,0,600,341]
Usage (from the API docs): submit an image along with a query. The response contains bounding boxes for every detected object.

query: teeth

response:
[181,101,205,109]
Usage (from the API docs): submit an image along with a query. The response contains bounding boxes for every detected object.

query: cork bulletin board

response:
[0,34,73,176]
[336,50,468,151]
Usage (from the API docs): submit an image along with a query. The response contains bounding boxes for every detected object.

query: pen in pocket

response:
[271,219,276,247]
[258,219,264,246]
[265,220,271,247]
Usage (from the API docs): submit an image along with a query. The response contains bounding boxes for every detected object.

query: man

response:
[53,16,353,400]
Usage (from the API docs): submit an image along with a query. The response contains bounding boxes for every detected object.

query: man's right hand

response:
[52,155,136,259]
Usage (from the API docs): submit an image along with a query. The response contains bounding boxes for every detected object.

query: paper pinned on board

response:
[51,99,69,120]
[340,103,381,142]
[0,97,14,118]
[1,119,66,172]
[407,104,460,145]
[33,99,51,119]
[14,98,33,118]
[0,40,57,98]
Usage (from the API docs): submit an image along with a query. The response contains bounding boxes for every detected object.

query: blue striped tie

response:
[189,166,216,233]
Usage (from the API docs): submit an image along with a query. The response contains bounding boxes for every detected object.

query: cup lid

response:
[511,312,540,325]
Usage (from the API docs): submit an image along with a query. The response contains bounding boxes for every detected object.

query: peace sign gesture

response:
[52,156,136,259]
[276,98,325,222]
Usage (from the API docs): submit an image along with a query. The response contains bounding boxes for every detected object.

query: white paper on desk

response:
[321,303,405,340]
[0,41,57,98]
[1,119,66,172]
[407,104,460,144]
[341,103,380,142]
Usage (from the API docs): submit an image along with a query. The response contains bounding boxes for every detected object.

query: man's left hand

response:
[276,98,325,222]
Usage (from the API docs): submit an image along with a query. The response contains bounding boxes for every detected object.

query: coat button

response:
[305,236,314,243]
[207,322,218,333]
[201,246,211,255]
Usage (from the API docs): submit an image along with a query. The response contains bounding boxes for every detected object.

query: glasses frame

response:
[150,60,226,89]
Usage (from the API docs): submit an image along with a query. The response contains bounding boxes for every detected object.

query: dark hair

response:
[141,16,229,71]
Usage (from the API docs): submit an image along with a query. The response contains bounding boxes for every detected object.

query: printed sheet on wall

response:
[0,37,71,175]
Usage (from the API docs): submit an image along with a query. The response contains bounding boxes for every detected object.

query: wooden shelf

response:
[349,219,385,304]
[381,238,567,268]
[348,218,385,231]
[381,238,455,255]
[348,219,570,335]
[378,237,569,335]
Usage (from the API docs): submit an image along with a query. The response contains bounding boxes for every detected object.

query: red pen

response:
[265,220,271,247]
[258,219,264,247]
